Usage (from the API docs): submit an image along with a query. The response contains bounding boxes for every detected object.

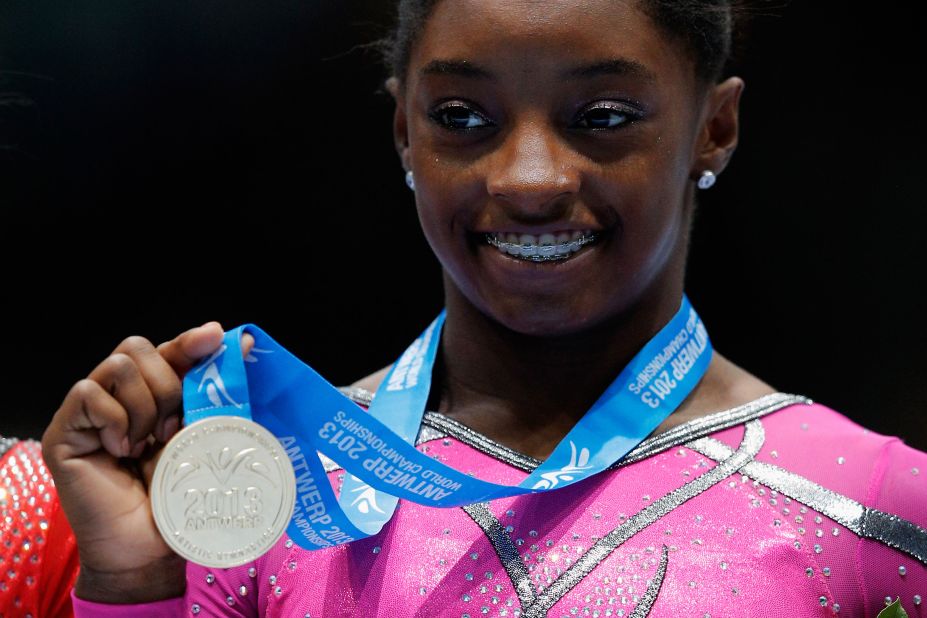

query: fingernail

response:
[130,440,146,458]
[121,436,131,457]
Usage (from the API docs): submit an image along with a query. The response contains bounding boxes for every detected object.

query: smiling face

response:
[389,0,742,336]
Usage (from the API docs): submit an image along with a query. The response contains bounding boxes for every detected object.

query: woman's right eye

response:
[428,103,493,131]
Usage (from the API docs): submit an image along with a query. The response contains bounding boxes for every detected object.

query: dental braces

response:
[484,232,598,262]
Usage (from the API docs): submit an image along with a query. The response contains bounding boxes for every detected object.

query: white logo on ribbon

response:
[245,346,273,363]
[531,441,593,490]
[193,344,243,409]
[347,475,386,515]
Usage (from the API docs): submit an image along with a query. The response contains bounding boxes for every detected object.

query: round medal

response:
[150,415,296,568]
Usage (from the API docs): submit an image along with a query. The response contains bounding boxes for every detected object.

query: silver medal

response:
[150,415,296,568]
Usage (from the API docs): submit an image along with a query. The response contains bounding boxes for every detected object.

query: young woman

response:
[15,0,927,616]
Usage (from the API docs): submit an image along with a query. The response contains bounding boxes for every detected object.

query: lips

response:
[483,229,599,262]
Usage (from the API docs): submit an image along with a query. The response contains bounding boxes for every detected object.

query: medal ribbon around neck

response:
[181,294,712,551]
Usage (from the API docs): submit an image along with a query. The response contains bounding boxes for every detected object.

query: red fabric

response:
[0,439,79,618]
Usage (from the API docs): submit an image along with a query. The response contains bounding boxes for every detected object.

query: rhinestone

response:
[913,595,921,605]
[462,594,472,602]
[814,544,822,553]
[269,575,277,585]
[819,596,828,607]
[443,439,451,446]
[720,561,728,570]
[248,567,256,578]
[823,567,831,576]
[506,510,515,517]
[832,528,840,536]
[466,573,474,581]
[285,539,294,548]
[485,571,493,579]
[226,595,235,606]
[832,603,841,613]
[816,529,823,538]
[205,573,215,584]
[836,457,845,465]
[688,581,697,588]
[805,568,813,577]
[471,552,480,560]
[913,468,920,476]
[288,561,297,571]
[794,541,802,550]
[505,525,514,533]
[815,516,823,524]
[191,604,201,614]
[420,587,427,595]
[239,584,249,596]
[770,450,778,458]
[372,546,381,554]
[899,566,907,576]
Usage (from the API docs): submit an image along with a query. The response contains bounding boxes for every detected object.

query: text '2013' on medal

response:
[150,416,296,568]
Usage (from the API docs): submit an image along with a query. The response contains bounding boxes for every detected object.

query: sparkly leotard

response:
[7,391,927,617]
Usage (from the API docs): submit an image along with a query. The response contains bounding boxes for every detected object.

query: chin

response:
[478,296,610,338]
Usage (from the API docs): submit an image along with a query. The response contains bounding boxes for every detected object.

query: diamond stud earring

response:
[405,170,415,191]
[697,170,716,190]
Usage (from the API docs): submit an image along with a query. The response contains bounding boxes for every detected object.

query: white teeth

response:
[484,230,599,262]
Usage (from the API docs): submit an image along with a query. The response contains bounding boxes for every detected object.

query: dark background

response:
[2,2,925,450]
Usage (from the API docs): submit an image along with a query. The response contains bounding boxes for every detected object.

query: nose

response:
[485,118,580,219]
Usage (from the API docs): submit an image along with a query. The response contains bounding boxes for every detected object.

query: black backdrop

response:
[2,2,926,451]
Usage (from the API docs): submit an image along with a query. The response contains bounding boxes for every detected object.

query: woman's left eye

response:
[573,104,637,130]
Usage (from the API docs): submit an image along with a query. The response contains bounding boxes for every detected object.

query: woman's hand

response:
[41,322,255,603]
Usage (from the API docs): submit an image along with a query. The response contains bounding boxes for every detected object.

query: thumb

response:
[156,322,226,376]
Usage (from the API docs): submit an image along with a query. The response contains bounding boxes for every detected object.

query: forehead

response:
[409,0,695,93]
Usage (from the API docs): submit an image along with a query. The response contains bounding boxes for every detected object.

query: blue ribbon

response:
[182,294,712,550]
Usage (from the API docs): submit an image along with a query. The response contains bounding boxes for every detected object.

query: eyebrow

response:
[419,57,656,83]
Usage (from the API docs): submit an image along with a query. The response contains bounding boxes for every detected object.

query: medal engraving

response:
[151,416,296,568]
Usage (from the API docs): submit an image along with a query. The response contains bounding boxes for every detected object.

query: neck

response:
[434,275,685,458]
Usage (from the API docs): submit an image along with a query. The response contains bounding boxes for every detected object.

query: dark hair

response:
[370,0,777,93]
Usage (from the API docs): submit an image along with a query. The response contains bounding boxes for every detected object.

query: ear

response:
[385,76,411,172]
[690,76,745,182]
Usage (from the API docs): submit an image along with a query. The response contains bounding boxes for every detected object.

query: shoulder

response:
[753,400,927,505]
[348,365,392,395]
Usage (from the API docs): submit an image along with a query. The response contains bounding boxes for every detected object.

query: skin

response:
[357,0,776,459]
[42,323,255,601]
[41,0,775,603]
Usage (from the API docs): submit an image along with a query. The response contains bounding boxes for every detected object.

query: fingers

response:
[46,322,257,469]
[155,322,226,376]
[47,379,132,460]
[87,350,160,448]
